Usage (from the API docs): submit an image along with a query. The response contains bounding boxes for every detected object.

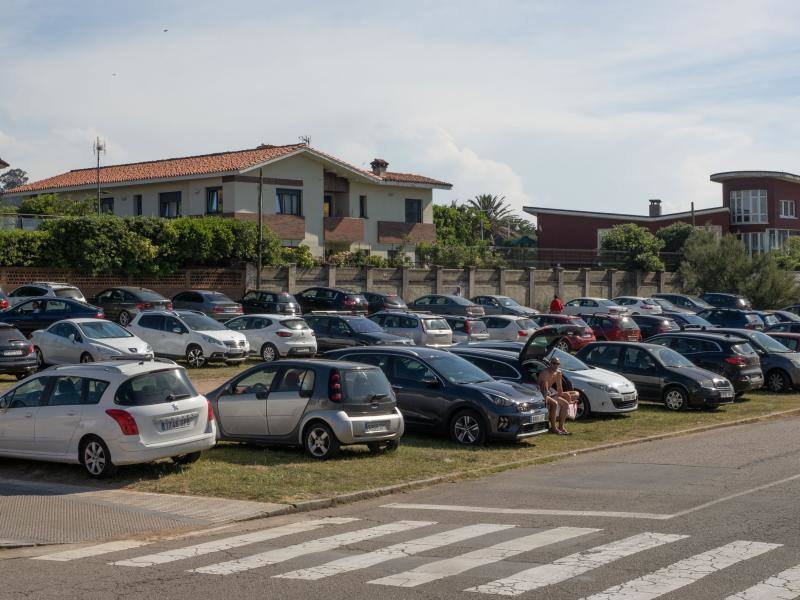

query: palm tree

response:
[467,194,514,240]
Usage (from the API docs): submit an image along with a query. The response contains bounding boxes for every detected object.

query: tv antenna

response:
[93,137,106,214]
[298,135,311,146]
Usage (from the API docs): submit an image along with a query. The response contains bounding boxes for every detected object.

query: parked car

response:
[576,341,734,410]
[753,311,780,329]
[766,322,800,334]
[652,293,714,313]
[649,296,693,315]
[360,291,408,314]
[369,311,453,348]
[629,314,680,340]
[443,315,489,344]
[128,310,249,368]
[0,324,36,380]
[0,298,104,337]
[647,331,763,395]
[0,288,8,311]
[612,296,663,315]
[562,297,626,316]
[304,313,413,353]
[533,314,596,351]
[224,314,317,361]
[697,308,764,330]
[324,346,548,445]
[239,289,300,316]
[409,294,485,317]
[6,282,86,307]
[581,313,642,342]
[32,319,153,367]
[172,290,243,321]
[206,359,403,459]
[766,332,800,352]
[470,295,538,316]
[295,287,368,314]
[0,360,216,477]
[667,311,715,331]
[700,292,752,310]
[481,315,538,341]
[709,328,800,393]
[766,310,800,323]
[781,304,800,317]
[90,287,172,326]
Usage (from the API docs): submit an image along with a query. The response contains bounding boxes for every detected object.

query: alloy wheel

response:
[556,340,570,352]
[664,389,686,410]
[768,371,787,393]
[261,344,277,362]
[84,441,106,476]
[35,347,45,369]
[119,311,131,326]
[187,347,205,368]
[307,427,330,458]
[454,415,481,444]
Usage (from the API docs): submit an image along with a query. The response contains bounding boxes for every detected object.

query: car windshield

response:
[691,296,714,308]
[749,331,792,353]
[570,317,589,327]
[348,318,384,334]
[179,312,227,331]
[55,288,83,299]
[652,298,678,311]
[517,318,538,329]
[551,348,590,371]
[650,346,695,368]
[498,296,521,307]
[114,369,197,406]
[78,321,132,339]
[427,354,493,384]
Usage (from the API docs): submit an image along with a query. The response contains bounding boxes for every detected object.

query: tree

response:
[655,222,695,253]
[775,236,800,271]
[0,168,28,193]
[433,204,489,247]
[467,194,514,240]
[19,193,96,216]
[600,223,665,271]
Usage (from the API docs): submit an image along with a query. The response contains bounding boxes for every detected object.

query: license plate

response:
[294,347,311,353]
[160,414,196,432]
[720,390,734,398]
[531,413,546,423]
[1,350,23,357]
[365,421,389,433]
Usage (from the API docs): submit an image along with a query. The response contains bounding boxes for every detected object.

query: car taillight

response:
[135,302,152,310]
[342,297,356,307]
[212,306,225,313]
[328,369,342,402]
[236,304,242,312]
[207,399,215,422]
[0,299,7,310]
[276,331,293,337]
[105,409,139,436]
[166,302,173,310]
[725,356,747,366]
[96,312,105,319]
[464,320,472,334]
[583,327,593,337]
[25,344,33,355]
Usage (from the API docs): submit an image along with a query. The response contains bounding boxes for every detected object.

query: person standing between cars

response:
[549,294,564,313]
[537,356,578,435]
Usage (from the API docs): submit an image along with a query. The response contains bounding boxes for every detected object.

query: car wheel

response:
[80,437,117,478]
[368,439,400,454]
[186,344,206,368]
[304,422,340,460]
[766,369,790,393]
[260,343,278,362]
[34,347,45,369]
[171,451,202,465]
[556,340,571,352]
[80,352,94,363]
[118,311,132,326]
[663,386,688,411]
[449,410,486,446]
[576,393,591,419]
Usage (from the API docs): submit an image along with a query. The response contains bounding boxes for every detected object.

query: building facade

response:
[6,144,452,257]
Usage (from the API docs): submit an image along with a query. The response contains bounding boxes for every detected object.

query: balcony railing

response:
[377,221,436,244]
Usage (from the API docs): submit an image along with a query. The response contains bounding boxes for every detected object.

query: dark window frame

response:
[159,191,182,218]
[100,196,115,214]
[359,195,368,218]
[405,198,422,224]
[133,194,143,216]
[206,187,223,215]
[277,188,302,216]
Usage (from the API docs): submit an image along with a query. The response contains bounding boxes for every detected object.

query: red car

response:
[580,312,642,342]
[533,313,596,351]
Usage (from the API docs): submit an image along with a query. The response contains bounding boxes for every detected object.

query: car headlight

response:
[699,379,716,389]
[483,392,515,407]
[588,381,618,393]
[145,345,152,354]
[201,335,224,346]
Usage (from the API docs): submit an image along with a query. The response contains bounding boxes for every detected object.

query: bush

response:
[416,242,505,268]
[601,223,665,271]
[279,245,318,268]
[0,230,49,267]
[20,193,97,216]
[655,222,695,253]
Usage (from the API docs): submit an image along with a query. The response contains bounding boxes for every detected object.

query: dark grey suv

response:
[90,286,172,326]
[325,346,547,445]
[409,294,485,317]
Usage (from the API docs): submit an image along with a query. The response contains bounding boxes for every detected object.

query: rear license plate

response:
[365,421,389,433]
[531,413,546,423]
[160,414,196,432]
[720,390,734,399]
[294,347,311,353]
[1,350,23,357]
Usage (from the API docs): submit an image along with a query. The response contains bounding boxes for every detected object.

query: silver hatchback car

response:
[206,359,403,459]
[369,310,453,348]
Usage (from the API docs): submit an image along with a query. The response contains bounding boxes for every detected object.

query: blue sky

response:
[2,0,800,219]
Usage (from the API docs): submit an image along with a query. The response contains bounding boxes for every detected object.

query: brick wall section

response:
[323,217,365,242]
[222,213,306,240]
[377,221,437,244]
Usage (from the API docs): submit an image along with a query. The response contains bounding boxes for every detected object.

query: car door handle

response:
[391,385,404,391]
[67,411,78,416]
[24,412,33,418]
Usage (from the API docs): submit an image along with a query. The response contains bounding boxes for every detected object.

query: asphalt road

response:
[2,416,800,599]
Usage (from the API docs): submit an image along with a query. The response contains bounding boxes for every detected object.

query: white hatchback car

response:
[128,310,249,368]
[32,319,153,367]
[562,297,627,316]
[482,315,539,341]
[224,314,317,361]
[0,360,216,477]
[612,296,664,315]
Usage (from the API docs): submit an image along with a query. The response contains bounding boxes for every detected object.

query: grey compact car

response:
[172,290,244,321]
[206,359,404,459]
[7,282,86,307]
[471,295,539,317]
[444,315,490,343]
[90,286,172,326]
[370,310,453,347]
[409,294,485,317]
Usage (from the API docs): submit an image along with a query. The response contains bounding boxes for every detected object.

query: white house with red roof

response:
[6,143,452,257]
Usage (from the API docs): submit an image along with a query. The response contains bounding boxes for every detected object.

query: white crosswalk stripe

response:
[370,526,600,588]
[33,540,152,562]
[110,517,359,568]
[582,540,781,600]
[725,564,800,600]
[276,523,516,581]
[467,532,688,596]
[190,520,435,576]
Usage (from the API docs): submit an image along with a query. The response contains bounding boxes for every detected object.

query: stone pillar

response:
[498,267,507,295]
[555,266,565,297]
[634,271,642,296]
[582,268,590,297]
[286,263,296,293]
[435,265,444,295]
[527,267,536,307]
[468,266,477,299]
[658,270,666,293]
[401,266,410,300]
[365,266,374,291]
[608,269,617,299]
[327,264,336,287]
[244,263,257,291]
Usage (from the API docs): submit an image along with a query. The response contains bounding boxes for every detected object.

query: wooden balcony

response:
[324,217,365,242]
[377,221,436,244]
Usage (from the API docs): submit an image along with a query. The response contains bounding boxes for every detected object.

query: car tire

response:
[80,352,94,363]
[368,439,400,454]
[304,422,341,460]
[186,344,206,368]
[663,386,688,411]
[556,340,571,352]
[80,436,117,478]
[260,343,278,362]
[575,392,591,420]
[34,347,46,369]
[766,369,791,393]
[171,451,202,465]
[118,311,132,326]
[449,409,486,446]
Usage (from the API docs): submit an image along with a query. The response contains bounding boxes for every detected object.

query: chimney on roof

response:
[649,199,662,217]
[370,158,389,176]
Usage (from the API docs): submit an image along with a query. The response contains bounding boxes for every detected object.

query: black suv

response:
[324,346,547,445]
[710,328,800,393]
[296,287,368,314]
[576,341,734,410]
[629,314,680,340]
[0,324,36,379]
[667,311,714,331]
[409,294,485,317]
[239,289,300,315]
[647,331,763,395]
[360,291,408,314]
[652,293,713,313]
[700,293,752,310]
[304,314,412,352]
[697,308,764,330]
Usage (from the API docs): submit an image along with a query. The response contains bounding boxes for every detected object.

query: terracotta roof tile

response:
[380,171,452,186]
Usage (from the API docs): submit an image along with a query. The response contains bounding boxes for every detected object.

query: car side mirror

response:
[172,327,184,334]
[68,333,77,343]
[255,391,269,400]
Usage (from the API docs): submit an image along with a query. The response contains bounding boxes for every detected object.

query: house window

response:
[100,197,115,214]
[359,195,368,218]
[133,194,143,216]
[596,228,612,249]
[740,229,791,254]
[730,189,768,224]
[159,191,182,218]
[206,187,223,214]
[405,198,422,224]
[277,188,302,216]
[780,199,796,218]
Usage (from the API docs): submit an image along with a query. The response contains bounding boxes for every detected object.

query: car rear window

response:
[54,288,83,299]
[114,369,197,406]
[423,318,449,330]
[746,314,763,323]
[341,368,393,404]
[569,317,589,327]
[619,317,638,329]
[137,290,166,302]
[732,343,756,355]
[280,319,309,330]
[468,320,488,333]
[517,318,537,329]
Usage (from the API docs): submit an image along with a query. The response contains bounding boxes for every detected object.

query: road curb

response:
[287,406,800,514]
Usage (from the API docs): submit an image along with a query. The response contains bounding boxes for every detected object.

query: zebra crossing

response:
[30,517,800,598]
